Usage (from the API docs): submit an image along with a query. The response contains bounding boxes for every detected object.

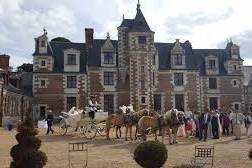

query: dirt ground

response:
[1,126,252,168]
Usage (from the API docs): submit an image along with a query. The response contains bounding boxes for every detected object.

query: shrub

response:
[10,118,47,168]
[134,141,168,168]
[173,164,203,168]
[249,148,252,160]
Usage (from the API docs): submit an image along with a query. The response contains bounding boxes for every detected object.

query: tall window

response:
[153,55,156,65]
[41,60,46,67]
[104,72,114,85]
[174,54,182,65]
[175,94,184,111]
[67,54,76,65]
[234,103,240,111]
[40,80,46,87]
[174,73,183,86]
[233,80,237,86]
[67,97,76,111]
[138,36,146,44]
[209,78,217,89]
[233,65,237,71]
[67,76,77,88]
[209,97,218,110]
[104,95,114,113]
[140,80,145,89]
[154,94,161,111]
[208,60,216,69]
[153,72,155,86]
[141,96,146,104]
[41,40,45,47]
[104,52,113,64]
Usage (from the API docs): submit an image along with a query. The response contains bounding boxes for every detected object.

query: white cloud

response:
[0,0,252,67]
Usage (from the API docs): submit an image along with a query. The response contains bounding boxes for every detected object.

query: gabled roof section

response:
[87,39,118,67]
[49,41,87,73]
[155,40,230,74]
[33,37,53,56]
[192,49,228,75]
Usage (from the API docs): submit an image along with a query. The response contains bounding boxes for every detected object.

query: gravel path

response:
[0,127,251,168]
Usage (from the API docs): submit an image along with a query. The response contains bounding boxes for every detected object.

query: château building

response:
[32,2,244,118]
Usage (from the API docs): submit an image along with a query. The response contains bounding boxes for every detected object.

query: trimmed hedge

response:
[10,118,47,168]
[249,148,252,160]
[134,141,168,168]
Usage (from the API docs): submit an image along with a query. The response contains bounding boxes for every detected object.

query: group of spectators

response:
[178,109,252,141]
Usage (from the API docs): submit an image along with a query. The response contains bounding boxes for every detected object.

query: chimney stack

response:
[85,28,94,48]
[0,54,10,71]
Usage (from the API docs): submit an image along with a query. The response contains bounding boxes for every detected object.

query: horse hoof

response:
[125,138,128,141]
[169,142,172,145]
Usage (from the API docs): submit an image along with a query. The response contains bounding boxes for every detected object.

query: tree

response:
[10,118,47,168]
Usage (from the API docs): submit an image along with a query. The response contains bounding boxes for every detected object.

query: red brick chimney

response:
[0,54,10,71]
[85,28,94,48]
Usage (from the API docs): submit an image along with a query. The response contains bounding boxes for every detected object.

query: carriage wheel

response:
[59,119,68,135]
[83,123,97,139]
[97,123,106,137]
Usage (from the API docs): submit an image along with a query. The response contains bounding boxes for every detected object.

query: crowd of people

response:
[177,109,252,141]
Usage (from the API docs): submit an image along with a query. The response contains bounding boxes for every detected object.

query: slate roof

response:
[5,84,21,94]
[87,39,118,67]
[49,41,87,73]
[119,5,152,32]
[155,41,228,75]
[45,39,236,75]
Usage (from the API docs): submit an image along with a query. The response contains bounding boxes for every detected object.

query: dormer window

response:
[41,40,45,47]
[208,60,216,69]
[174,54,183,65]
[138,36,146,44]
[104,52,113,64]
[233,65,237,71]
[67,54,76,65]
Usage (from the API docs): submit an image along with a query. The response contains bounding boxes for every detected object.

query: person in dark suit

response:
[199,109,211,141]
[211,111,220,139]
[45,110,54,135]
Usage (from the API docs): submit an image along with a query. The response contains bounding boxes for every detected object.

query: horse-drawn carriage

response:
[58,106,108,139]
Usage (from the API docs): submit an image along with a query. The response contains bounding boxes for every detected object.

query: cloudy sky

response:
[1,0,252,68]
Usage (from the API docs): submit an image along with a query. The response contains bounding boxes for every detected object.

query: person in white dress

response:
[230,110,245,140]
[246,113,252,138]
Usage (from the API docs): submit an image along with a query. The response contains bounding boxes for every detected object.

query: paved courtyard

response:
[0,126,252,168]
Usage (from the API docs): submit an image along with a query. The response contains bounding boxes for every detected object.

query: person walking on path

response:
[211,111,220,139]
[199,109,211,141]
[245,113,251,135]
[45,110,54,135]
[246,113,252,138]
[222,113,230,136]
